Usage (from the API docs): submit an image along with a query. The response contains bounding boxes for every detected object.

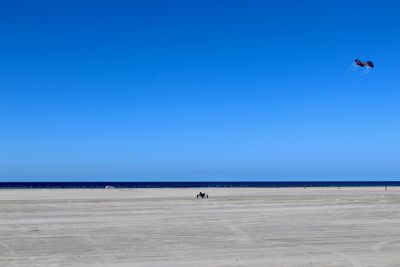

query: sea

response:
[0,181,399,189]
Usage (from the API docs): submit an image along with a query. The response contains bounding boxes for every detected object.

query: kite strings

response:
[279,65,369,143]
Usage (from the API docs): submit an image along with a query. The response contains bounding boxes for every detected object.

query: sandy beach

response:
[1,187,400,267]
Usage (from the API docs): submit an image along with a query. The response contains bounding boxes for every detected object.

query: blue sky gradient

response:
[1,0,399,181]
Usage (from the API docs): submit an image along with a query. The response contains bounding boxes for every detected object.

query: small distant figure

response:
[385,186,387,191]
[197,192,208,199]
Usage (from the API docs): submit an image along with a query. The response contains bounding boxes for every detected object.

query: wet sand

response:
[1,187,400,267]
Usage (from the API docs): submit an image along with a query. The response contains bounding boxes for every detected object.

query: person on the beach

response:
[197,192,207,198]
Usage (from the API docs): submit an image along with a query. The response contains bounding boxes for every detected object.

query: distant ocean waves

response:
[0,181,399,189]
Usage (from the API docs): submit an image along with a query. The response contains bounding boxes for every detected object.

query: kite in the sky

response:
[355,59,374,68]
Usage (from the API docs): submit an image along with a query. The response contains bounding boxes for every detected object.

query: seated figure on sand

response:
[197,192,208,199]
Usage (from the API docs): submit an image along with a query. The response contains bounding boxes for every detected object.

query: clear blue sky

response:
[1,0,399,181]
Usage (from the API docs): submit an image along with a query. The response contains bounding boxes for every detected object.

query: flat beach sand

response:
[1,187,400,267]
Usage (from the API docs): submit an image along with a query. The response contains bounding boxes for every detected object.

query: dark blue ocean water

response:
[0,181,399,188]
